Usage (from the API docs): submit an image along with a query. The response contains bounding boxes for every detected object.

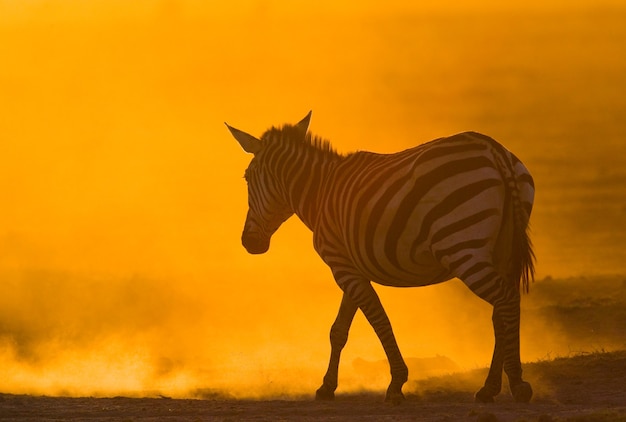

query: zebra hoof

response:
[315,385,335,401]
[384,388,405,405]
[511,381,533,403]
[474,387,496,403]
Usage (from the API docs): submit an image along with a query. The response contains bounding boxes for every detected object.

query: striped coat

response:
[226,112,535,403]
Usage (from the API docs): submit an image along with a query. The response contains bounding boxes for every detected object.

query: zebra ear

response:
[296,110,312,134]
[225,123,262,154]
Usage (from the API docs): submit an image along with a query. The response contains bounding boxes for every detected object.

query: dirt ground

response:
[2,351,626,422]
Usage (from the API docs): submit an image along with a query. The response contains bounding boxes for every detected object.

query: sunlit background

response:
[1,0,625,398]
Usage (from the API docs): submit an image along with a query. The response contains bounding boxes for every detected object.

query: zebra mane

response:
[305,133,341,156]
[261,124,344,159]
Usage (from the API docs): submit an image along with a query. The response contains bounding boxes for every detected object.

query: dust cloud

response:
[1,0,626,399]
[2,269,622,398]
[0,267,328,398]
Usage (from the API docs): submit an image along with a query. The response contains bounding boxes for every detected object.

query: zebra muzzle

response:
[242,232,270,254]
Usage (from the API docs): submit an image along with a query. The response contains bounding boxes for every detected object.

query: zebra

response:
[225,111,535,404]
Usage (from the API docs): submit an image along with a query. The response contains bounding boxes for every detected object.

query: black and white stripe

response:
[226,112,535,403]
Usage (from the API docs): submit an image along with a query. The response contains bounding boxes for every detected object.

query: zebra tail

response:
[495,146,536,294]
[492,140,536,293]
[512,218,535,294]
[507,168,535,294]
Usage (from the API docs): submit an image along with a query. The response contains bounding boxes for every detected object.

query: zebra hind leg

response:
[476,287,532,403]
[474,307,504,403]
[462,268,531,403]
[475,307,505,403]
[501,289,533,403]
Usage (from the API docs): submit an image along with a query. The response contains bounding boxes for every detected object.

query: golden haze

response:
[1,0,625,398]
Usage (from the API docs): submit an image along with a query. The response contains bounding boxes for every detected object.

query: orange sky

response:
[1,0,625,397]
[1,0,623,277]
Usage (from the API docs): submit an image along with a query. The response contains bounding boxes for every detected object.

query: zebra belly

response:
[355,248,453,288]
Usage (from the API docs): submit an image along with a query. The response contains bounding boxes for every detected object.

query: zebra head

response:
[226,112,312,254]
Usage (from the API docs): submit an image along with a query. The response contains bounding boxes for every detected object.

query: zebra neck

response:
[284,154,336,232]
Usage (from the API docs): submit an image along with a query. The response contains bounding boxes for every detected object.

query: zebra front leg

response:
[316,292,358,400]
[342,278,408,404]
